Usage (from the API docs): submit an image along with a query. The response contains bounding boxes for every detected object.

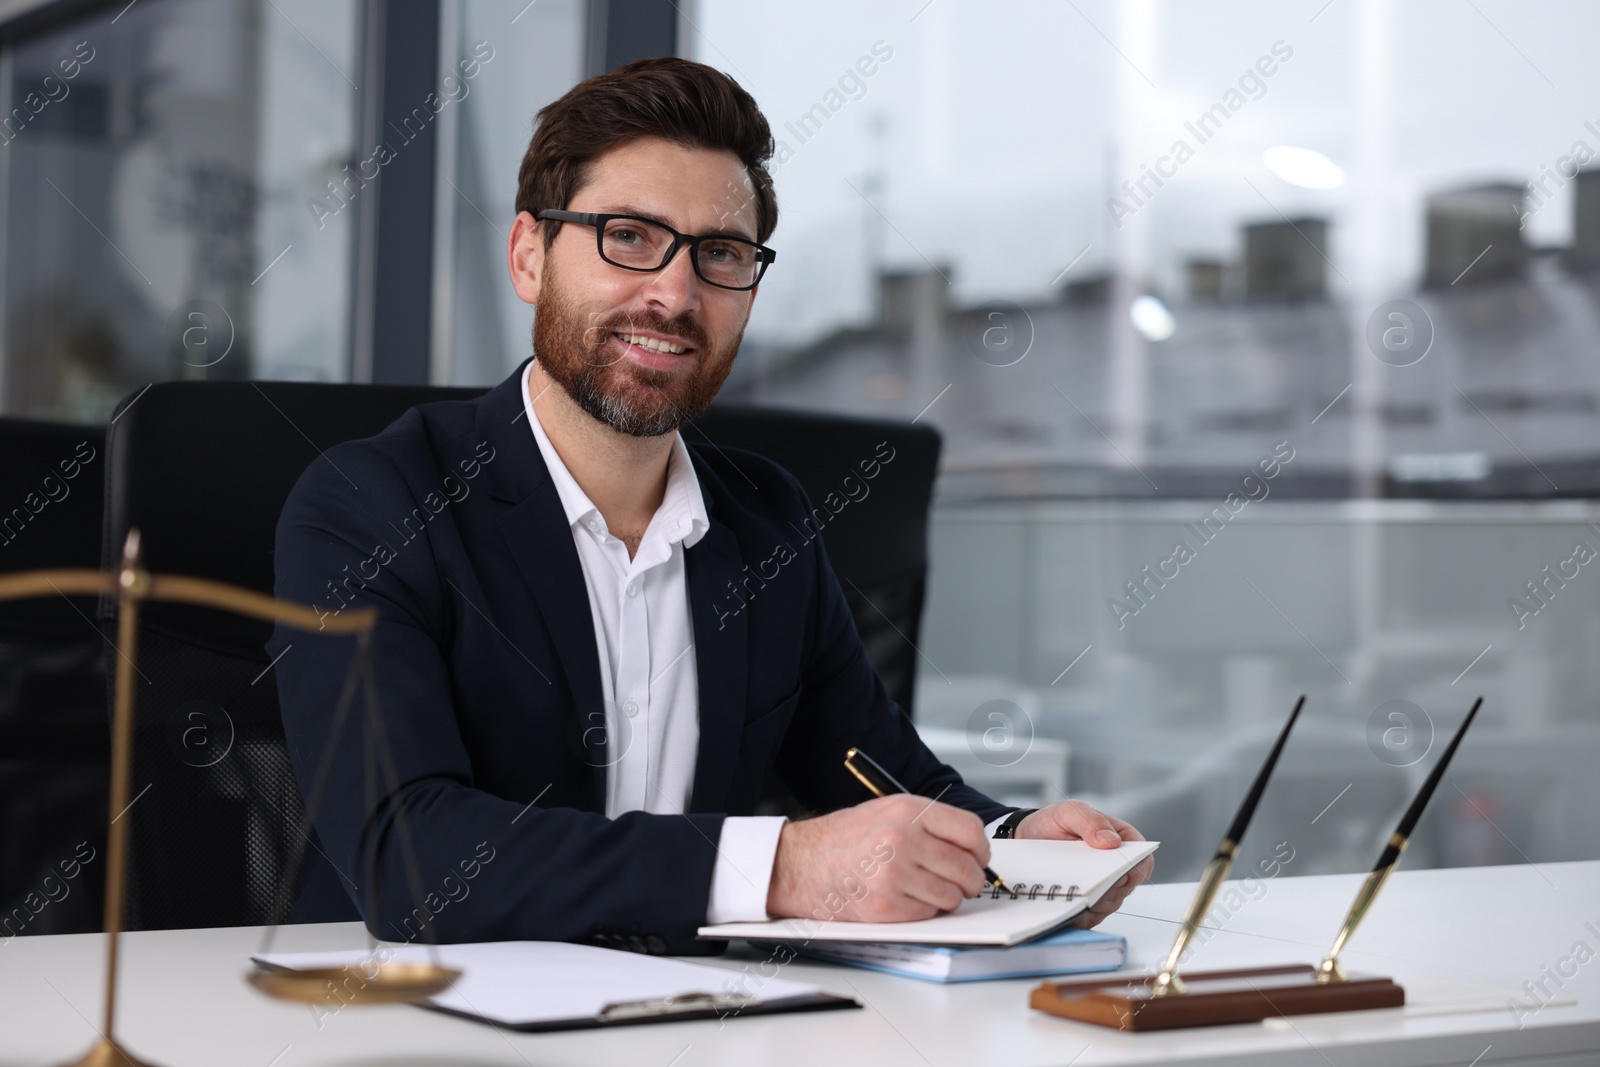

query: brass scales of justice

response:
[0,531,459,1067]
[1030,692,1484,1031]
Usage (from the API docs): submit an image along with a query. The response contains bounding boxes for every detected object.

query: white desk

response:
[4,862,1596,1066]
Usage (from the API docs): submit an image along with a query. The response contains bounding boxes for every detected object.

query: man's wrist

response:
[992,808,1038,839]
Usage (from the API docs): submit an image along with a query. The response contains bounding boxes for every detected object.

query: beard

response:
[532,263,742,437]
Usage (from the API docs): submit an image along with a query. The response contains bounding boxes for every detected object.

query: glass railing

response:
[918,500,1600,883]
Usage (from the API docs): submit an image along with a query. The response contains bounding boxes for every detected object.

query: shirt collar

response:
[520,360,709,551]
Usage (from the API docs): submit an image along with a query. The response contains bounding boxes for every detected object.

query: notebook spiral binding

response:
[987,882,1081,901]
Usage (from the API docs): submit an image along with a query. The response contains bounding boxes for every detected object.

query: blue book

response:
[758,927,1127,983]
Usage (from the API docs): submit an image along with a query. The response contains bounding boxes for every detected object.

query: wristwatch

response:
[993,808,1037,839]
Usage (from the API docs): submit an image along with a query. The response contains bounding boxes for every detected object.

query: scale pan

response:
[247,961,461,1004]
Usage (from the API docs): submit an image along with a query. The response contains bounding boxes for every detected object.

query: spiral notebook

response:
[700,839,1159,947]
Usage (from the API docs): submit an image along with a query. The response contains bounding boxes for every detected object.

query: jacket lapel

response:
[480,361,607,811]
[684,456,749,813]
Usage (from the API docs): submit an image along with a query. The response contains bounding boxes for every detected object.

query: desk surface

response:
[3,861,1596,1067]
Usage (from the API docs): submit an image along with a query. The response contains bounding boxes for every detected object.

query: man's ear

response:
[507,210,544,305]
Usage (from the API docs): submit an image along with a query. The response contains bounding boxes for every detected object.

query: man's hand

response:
[1016,801,1155,929]
[766,795,990,922]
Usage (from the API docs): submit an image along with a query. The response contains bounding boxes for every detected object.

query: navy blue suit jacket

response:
[268,358,1008,954]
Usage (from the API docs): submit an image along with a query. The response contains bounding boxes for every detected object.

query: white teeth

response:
[620,333,685,355]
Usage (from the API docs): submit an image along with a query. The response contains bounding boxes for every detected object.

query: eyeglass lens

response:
[599,217,761,289]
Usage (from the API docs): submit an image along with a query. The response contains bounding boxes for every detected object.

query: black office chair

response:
[102,379,940,928]
[0,418,108,936]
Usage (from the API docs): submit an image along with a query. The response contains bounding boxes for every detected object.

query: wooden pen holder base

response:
[1030,964,1404,1031]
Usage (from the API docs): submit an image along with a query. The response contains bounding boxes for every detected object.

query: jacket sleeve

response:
[769,480,1013,827]
[268,442,726,954]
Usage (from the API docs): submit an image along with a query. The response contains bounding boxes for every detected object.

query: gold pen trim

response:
[843,750,885,797]
[1317,839,1410,983]
[1150,850,1235,996]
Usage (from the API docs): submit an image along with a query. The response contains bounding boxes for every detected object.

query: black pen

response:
[1316,696,1483,983]
[844,746,1012,894]
[1150,694,1306,996]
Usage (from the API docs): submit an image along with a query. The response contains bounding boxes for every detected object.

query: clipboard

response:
[251,941,859,1032]
[422,987,860,1032]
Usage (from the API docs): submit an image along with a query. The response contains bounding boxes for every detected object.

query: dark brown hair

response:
[516,57,778,249]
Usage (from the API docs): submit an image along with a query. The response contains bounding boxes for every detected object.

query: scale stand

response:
[0,530,458,1067]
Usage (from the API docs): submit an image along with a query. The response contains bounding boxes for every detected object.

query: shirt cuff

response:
[705,816,787,925]
[984,814,1009,838]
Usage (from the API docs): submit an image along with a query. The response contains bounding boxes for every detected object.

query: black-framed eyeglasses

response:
[536,209,776,292]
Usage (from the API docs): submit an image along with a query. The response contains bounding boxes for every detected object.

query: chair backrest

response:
[102,381,477,929]
[0,418,109,937]
[0,418,105,638]
[101,380,941,928]
[683,407,941,714]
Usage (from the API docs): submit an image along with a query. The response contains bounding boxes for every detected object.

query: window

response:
[0,0,361,420]
[433,0,585,387]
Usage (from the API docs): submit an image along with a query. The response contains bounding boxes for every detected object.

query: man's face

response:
[519,137,763,437]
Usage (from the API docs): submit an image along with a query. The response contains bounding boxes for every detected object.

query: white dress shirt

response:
[521,364,784,923]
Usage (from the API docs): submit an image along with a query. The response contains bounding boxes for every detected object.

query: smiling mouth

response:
[613,331,693,356]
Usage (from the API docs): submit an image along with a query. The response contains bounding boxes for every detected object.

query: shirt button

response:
[586,517,601,532]
[626,581,639,597]
[622,700,639,718]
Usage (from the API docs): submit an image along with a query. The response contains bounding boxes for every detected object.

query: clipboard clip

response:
[598,991,757,1022]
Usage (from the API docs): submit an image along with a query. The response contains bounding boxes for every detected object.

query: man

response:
[270,57,1152,955]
